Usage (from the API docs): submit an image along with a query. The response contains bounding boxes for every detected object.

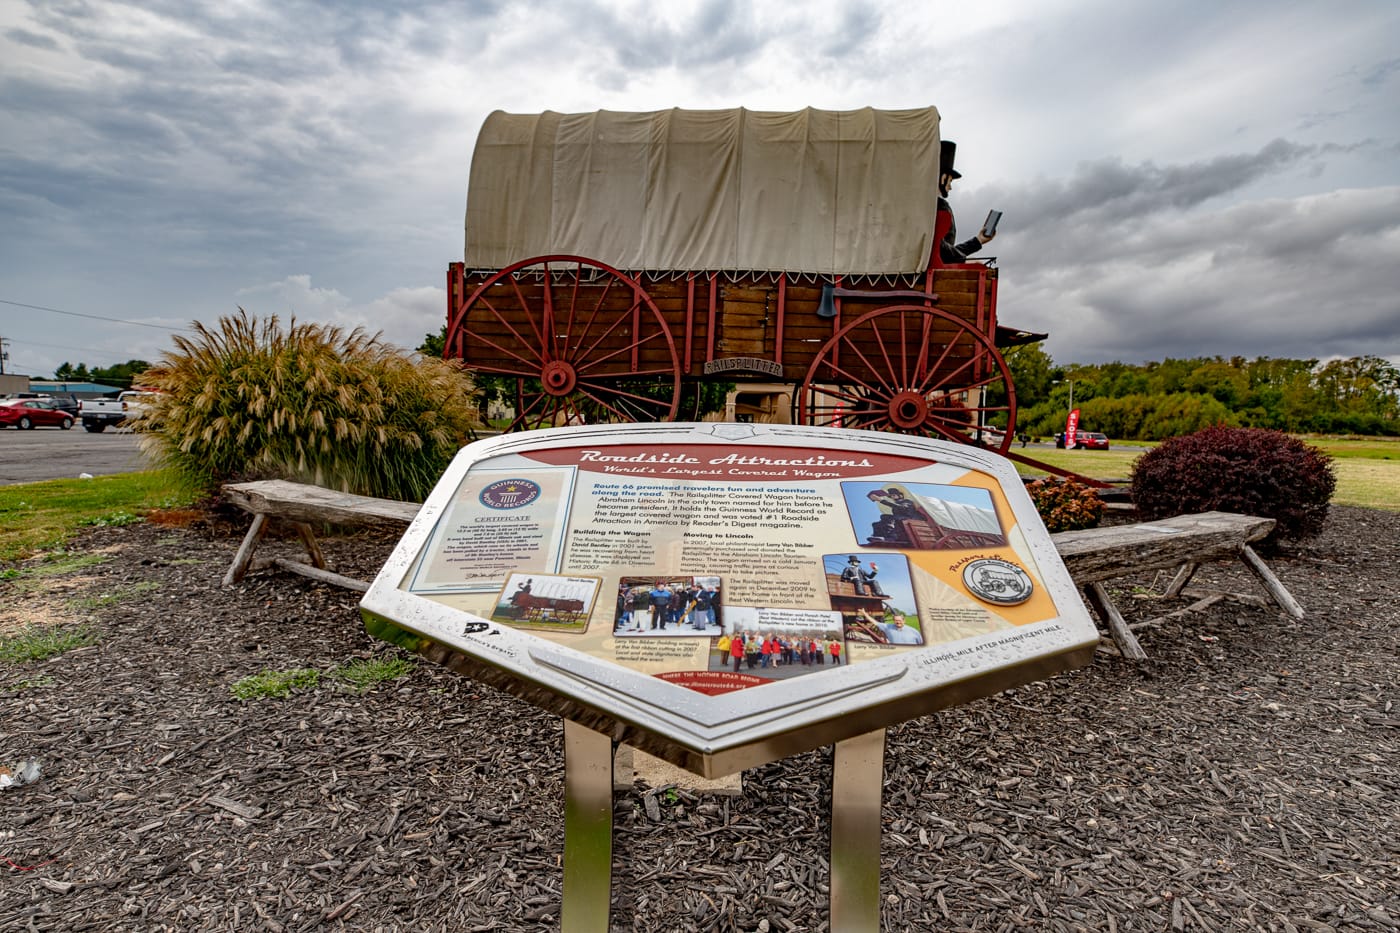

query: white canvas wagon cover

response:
[465,106,942,276]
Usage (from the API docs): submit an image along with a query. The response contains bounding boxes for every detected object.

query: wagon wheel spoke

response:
[573,379,680,424]
[914,329,961,395]
[800,383,884,428]
[558,266,625,364]
[798,304,1017,452]
[570,291,636,364]
[471,296,549,368]
[576,378,680,410]
[506,274,551,357]
[508,381,555,431]
[558,260,588,356]
[459,331,550,375]
[450,256,681,427]
[571,321,666,374]
[567,272,617,362]
[916,344,979,396]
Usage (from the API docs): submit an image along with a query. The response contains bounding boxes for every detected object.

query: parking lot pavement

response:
[0,427,154,485]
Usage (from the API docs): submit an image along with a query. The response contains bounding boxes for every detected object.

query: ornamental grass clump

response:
[1130,426,1335,544]
[135,311,480,502]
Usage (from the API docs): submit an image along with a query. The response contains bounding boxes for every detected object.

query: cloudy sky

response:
[2,0,1397,381]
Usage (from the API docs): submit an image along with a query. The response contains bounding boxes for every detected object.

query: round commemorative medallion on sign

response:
[479,478,542,510]
[961,558,1035,606]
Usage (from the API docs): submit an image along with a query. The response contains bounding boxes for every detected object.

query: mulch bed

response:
[1,506,1396,931]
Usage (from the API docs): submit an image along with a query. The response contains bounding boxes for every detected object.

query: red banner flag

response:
[1064,409,1080,450]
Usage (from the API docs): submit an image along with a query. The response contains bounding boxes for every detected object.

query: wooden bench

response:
[1051,511,1305,660]
[221,480,420,592]
[221,483,1303,662]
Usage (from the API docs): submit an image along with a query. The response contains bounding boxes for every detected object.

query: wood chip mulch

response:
[1,506,1396,931]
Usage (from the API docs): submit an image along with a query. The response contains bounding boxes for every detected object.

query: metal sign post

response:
[830,728,887,930]
[561,721,615,932]
[362,423,1100,929]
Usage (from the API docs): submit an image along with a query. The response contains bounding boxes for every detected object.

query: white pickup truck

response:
[79,390,156,433]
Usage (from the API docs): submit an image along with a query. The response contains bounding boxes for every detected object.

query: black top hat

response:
[940,139,962,179]
[848,555,862,563]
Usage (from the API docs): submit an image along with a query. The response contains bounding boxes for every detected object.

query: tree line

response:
[49,360,152,390]
[1006,347,1400,440]
[49,344,1400,440]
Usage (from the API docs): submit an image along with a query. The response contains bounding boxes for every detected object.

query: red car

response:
[0,398,76,430]
[1055,431,1110,450]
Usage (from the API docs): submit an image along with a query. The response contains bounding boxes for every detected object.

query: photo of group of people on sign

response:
[701,600,847,681]
[606,546,931,684]
[614,575,723,636]
[714,629,846,674]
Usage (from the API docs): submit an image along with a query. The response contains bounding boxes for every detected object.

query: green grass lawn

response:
[1014,437,1400,512]
[0,470,201,561]
[0,433,1395,565]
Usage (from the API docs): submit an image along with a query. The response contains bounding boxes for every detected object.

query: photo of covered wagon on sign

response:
[841,480,1007,550]
[490,572,600,632]
[446,106,1043,442]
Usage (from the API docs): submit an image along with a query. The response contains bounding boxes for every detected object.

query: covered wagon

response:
[446,106,1037,451]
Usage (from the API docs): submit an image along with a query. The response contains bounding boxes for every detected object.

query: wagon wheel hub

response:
[886,391,929,430]
[540,360,578,396]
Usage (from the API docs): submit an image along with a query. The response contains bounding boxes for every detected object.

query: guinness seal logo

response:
[962,558,1034,606]
[479,478,541,510]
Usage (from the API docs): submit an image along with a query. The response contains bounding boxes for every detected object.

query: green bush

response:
[135,311,481,501]
[1130,426,1335,542]
[1025,478,1105,532]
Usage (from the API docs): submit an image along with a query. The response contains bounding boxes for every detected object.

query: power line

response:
[11,336,160,358]
[0,297,189,332]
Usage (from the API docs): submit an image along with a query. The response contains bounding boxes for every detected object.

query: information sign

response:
[361,423,1098,777]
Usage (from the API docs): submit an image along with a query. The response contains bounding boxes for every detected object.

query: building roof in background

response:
[27,380,125,395]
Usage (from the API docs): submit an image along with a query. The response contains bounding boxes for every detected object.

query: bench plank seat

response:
[221,480,420,588]
[219,482,1303,666]
[1050,511,1303,659]
[223,480,420,526]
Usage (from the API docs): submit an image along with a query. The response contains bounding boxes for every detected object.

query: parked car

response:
[17,392,80,416]
[1055,431,1110,450]
[79,390,156,433]
[0,398,75,430]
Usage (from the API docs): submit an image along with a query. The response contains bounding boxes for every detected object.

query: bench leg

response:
[291,521,327,569]
[224,513,268,586]
[1084,583,1148,661]
[1239,545,1305,618]
[1164,561,1200,598]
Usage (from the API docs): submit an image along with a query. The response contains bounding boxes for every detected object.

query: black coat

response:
[937,196,984,264]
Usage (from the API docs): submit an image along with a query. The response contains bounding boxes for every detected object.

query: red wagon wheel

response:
[794,304,1017,453]
[453,256,680,430]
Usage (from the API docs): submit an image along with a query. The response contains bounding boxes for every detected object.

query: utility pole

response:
[0,336,9,375]
[1054,378,1074,412]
